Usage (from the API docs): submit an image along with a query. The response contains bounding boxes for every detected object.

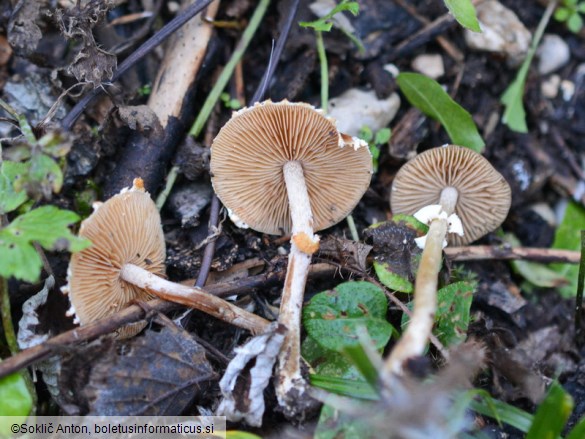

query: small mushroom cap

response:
[210,100,373,235]
[390,145,511,246]
[65,179,166,338]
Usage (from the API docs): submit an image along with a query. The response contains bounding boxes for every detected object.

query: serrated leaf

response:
[0,373,33,429]
[0,161,28,214]
[303,281,393,352]
[550,202,585,297]
[0,232,43,282]
[526,382,573,439]
[397,72,485,152]
[444,0,481,32]
[4,206,90,252]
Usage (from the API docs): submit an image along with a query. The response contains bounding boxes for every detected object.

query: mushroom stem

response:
[384,186,458,375]
[276,161,319,404]
[383,217,448,375]
[120,264,270,334]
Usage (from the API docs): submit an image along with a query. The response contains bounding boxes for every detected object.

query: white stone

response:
[541,74,561,99]
[537,34,570,75]
[328,88,400,136]
[411,54,445,79]
[560,79,575,101]
[464,0,531,66]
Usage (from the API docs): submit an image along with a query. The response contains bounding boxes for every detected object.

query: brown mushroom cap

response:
[65,180,166,338]
[390,145,511,246]
[210,100,373,235]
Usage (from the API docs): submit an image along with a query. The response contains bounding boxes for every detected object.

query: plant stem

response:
[120,263,270,334]
[316,31,329,112]
[575,231,585,346]
[189,0,271,137]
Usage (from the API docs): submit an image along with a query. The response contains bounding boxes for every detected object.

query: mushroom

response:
[210,100,372,412]
[63,178,269,338]
[385,145,511,374]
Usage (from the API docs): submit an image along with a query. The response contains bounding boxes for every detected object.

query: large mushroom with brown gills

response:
[384,145,511,375]
[63,178,269,338]
[210,100,372,414]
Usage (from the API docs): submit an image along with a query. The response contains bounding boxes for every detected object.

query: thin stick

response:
[121,264,269,334]
[316,31,328,112]
[444,245,581,264]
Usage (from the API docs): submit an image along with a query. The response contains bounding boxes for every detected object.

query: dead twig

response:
[444,245,581,264]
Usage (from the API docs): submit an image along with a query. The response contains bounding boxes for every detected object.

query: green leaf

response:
[374,261,413,293]
[0,233,43,282]
[567,414,585,439]
[299,0,360,32]
[0,372,33,433]
[526,382,573,439]
[303,281,393,352]
[0,161,28,214]
[550,202,585,297]
[28,153,64,195]
[554,7,571,21]
[434,281,475,346]
[578,2,585,13]
[358,126,374,142]
[302,336,365,381]
[567,12,584,32]
[444,0,481,32]
[397,72,485,152]
[310,375,378,400]
[374,128,391,145]
[0,206,90,282]
[501,0,556,132]
[468,389,534,433]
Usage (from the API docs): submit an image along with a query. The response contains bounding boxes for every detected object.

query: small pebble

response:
[328,88,400,136]
[560,79,575,101]
[541,74,561,99]
[464,0,531,66]
[411,54,444,79]
[537,34,570,75]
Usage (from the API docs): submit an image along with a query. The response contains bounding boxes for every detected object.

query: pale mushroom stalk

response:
[120,264,269,334]
[385,145,511,376]
[277,161,319,399]
[384,187,457,375]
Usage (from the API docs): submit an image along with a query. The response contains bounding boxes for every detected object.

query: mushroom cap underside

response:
[66,183,166,338]
[390,145,511,246]
[210,100,373,235]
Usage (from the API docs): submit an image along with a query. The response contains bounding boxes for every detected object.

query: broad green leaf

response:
[0,372,33,430]
[367,215,427,293]
[374,262,413,293]
[28,153,63,195]
[434,281,475,346]
[554,7,571,21]
[550,202,585,297]
[0,232,43,282]
[567,12,584,32]
[4,206,90,252]
[0,161,28,214]
[302,336,364,381]
[0,206,90,282]
[303,281,393,352]
[396,72,485,152]
[374,128,391,145]
[444,0,481,32]
[503,234,569,289]
[526,382,573,439]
